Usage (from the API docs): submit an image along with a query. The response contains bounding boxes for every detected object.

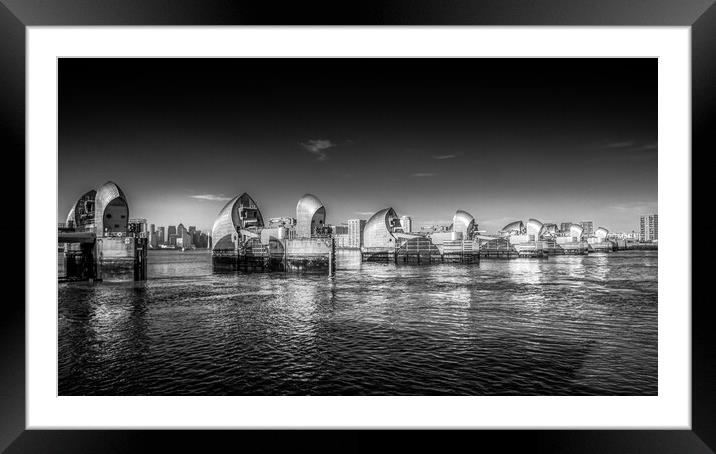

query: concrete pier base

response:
[546,244,589,255]
[63,243,96,281]
[212,250,240,272]
[588,242,615,253]
[362,248,480,264]
[442,253,479,264]
[397,253,443,264]
[362,250,397,263]
[285,238,334,274]
[479,250,520,259]
[212,237,336,275]
[95,237,148,281]
[61,236,147,282]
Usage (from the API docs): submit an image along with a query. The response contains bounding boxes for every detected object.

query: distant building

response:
[640,214,658,241]
[332,224,349,235]
[176,229,193,249]
[559,222,571,233]
[167,225,177,246]
[579,221,594,238]
[192,229,206,248]
[149,231,158,248]
[199,232,209,249]
[334,233,350,248]
[157,226,165,244]
[400,216,413,233]
[347,219,367,248]
[147,223,157,247]
[177,223,187,238]
[608,231,639,240]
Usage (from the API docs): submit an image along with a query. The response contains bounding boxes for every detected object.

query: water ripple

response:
[58,250,657,395]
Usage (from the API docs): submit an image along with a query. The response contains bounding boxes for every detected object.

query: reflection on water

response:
[59,249,657,395]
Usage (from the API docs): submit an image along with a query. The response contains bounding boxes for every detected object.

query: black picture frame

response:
[3,0,709,451]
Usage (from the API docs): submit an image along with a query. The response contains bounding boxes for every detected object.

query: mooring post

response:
[283,239,288,272]
[328,237,336,277]
[94,239,102,281]
[136,237,147,281]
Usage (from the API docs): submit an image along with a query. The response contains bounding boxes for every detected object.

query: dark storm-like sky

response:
[58,58,657,233]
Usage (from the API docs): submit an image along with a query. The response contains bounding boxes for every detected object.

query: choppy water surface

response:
[58,250,657,395]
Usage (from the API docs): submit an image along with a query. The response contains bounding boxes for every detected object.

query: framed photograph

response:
[4,0,709,451]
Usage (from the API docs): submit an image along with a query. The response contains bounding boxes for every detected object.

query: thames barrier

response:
[59,181,644,282]
[59,181,147,282]
[202,190,626,272]
[211,193,337,275]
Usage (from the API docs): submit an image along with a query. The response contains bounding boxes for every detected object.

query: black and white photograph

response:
[56,57,659,397]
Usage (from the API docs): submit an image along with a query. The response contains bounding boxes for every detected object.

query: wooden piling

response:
[328,237,336,277]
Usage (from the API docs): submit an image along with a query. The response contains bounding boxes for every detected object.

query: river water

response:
[58,249,657,395]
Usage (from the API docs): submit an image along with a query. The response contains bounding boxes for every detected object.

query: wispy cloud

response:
[609,201,658,213]
[590,140,658,164]
[432,154,456,160]
[355,211,376,216]
[419,220,451,227]
[300,139,337,161]
[189,194,232,202]
[601,140,657,152]
[411,172,435,177]
[605,140,636,149]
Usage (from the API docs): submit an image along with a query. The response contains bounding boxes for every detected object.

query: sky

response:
[58,58,657,234]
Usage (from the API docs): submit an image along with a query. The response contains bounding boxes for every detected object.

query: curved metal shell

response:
[296,193,326,238]
[526,218,545,237]
[68,189,97,229]
[212,196,240,251]
[363,207,400,249]
[94,182,128,235]
[211,193,264,251]
[543,223,558,234]
[501,220,524,234]
[594,227,609,239]
[569,223,584,238]
[453,210,476,236]
[66,207,76,227]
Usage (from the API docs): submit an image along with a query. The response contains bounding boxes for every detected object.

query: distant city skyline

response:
[59,58,657,233]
